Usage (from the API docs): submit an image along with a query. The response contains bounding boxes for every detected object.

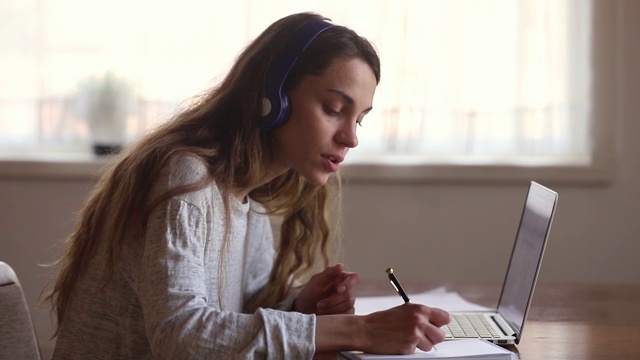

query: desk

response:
[326,281,640,360]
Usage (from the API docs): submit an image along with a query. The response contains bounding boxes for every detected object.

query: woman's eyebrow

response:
[326,88,373,112]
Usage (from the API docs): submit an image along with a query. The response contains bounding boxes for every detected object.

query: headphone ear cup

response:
[260,97,272,117]
[260,20,333,131]
[275,91,290,127]
[261,90,289,131]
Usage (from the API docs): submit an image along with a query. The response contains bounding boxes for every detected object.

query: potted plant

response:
[75,71,135,155]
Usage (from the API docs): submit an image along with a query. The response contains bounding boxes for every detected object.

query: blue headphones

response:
[260,20,334,131]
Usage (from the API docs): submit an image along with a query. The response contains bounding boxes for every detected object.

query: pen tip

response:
[385,267,394,274]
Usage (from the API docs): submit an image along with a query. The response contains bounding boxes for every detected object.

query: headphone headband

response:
[261,20,334,131]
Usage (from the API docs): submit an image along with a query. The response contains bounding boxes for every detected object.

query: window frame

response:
[0,1,618,186]
[0,153,616,185]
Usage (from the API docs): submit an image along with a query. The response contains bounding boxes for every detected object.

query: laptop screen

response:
[497,181,558,343]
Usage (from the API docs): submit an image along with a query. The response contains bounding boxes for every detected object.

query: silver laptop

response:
[442,181,558,345]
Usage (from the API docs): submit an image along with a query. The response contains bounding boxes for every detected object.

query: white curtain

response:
[350,0,592,165]
[0,0,592,165]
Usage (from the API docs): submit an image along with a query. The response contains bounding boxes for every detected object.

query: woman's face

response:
[272,57,377,185]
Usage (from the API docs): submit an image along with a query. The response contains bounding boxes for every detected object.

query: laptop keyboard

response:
[442,313,504,339]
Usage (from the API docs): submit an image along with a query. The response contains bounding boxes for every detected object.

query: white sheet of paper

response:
[341,338,515,359]
[355,287,492,315]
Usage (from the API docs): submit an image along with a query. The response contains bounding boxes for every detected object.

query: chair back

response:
[0,261,42,360]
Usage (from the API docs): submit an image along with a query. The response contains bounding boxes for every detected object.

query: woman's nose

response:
[336,122,358,148]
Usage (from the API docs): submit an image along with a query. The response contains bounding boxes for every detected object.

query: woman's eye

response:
[324,106,339,116]
[356,114,367,127]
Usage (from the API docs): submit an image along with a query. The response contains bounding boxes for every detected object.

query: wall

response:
[1,1,638,358]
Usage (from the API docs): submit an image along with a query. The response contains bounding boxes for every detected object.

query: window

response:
[1,0,594,170]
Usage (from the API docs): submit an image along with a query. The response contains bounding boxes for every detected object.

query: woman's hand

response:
[295,263,360,315]
[314,303,451,354]
[360,304,451,354]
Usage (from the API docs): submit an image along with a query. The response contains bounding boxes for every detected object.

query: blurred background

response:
[1,1,638,358]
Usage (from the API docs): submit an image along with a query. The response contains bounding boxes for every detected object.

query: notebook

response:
[341,338,516,359]
[442,181,558,345]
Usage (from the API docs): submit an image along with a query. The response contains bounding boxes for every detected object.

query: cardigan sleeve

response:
[136,156,316,359]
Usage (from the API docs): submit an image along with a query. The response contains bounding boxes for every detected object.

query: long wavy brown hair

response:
[45,11,381,332]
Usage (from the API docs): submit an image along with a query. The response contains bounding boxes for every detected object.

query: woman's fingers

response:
[361,303,451,354]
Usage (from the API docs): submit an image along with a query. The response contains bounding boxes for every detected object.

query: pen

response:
[386,267,411,303]
[386,267,438,350]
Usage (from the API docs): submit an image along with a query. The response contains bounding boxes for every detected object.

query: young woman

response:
[47,12,450,359]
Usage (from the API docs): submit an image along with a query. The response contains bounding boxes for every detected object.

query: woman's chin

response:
[302,172,330,186]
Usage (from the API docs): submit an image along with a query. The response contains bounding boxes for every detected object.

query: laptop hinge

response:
[492,315,516,337]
